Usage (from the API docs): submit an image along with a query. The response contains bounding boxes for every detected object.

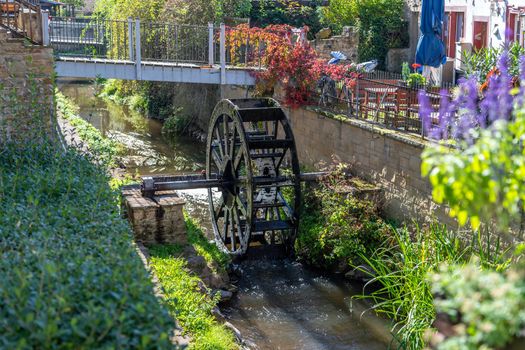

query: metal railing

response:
[139,21,209,63]
[50,17,131,60]
[312,73,450,138]
[49,18,239,67]
[0,0,43,44]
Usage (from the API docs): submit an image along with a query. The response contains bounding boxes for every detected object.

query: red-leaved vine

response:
[225,24,360,107]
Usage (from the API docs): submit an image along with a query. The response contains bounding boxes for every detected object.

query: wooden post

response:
[208,22,214,66]
[220,23,226,85]
[135,18,141,80]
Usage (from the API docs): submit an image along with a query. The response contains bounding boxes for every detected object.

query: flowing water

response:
[59,81,392,349]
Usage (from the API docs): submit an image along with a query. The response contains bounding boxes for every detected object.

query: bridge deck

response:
[55,56,258,85]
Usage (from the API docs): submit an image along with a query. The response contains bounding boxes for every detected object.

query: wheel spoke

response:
[233,207,244,246]
[223,116,229,158]
[230,125,236,161]
[236,196,247,217]
[222,208,229,245]
[234,149,244,172]
[211,147,222,169]
[214,127,224,158]
[214,197,225,219]
[229,211,236,251]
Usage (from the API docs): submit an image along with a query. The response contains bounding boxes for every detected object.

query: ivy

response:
[0,144,174,348]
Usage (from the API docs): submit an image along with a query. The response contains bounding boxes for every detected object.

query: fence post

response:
[355,78,360,117]
[208,22,214,66]
[134,18,141,80]
[220,23,226,85]
[41,10,49,46]
[128,17,134,61]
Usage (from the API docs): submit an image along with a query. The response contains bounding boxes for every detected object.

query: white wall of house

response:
[444,0,511,51]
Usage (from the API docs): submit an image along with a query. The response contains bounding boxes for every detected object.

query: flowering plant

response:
[412,62,422,71]
[420,51,525,231]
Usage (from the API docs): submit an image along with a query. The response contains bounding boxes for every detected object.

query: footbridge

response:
[1,1,259,85]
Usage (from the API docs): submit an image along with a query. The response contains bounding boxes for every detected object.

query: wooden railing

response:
[0,0,43,44]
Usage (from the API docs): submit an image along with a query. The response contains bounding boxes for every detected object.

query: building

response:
[442,0,524,58]
[404,0,525,81]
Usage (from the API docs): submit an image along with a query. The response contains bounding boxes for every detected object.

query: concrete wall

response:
[0,28,55,144]
[283,105,456,227]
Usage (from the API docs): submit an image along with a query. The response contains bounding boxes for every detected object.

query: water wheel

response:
[206,98,301,255]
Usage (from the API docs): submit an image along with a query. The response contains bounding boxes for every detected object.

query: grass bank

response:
[56,90,125,167]
[0,143,175,348]
[148,216,236,350]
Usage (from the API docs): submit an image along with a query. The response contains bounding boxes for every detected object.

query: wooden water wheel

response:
[206,98,301,255]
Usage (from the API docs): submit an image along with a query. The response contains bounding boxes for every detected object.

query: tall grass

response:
[356,224,513,349]
[356,225,470,349]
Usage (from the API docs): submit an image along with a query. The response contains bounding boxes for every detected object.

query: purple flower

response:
[421,49,519,144]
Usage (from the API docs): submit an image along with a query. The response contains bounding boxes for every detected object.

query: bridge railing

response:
[50,17,132,60]
[48,17,263,84]
[139,21,209,64]
[0,0,43,44]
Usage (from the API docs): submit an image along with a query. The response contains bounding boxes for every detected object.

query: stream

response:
[59,80,392,350]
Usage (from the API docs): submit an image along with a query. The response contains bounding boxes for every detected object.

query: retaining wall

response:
[283,105,456,227]
[0,28,55,143]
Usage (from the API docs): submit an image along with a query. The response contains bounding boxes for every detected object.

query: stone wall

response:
[283,105,456,227]
[0,28,55,144]
[310,27,359,62]
[122,186,187,245]
[386,48,412,73]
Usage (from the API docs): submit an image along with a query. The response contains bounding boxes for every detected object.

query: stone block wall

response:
[310,27,359,62]
[284,106,456,227]
[122,186,187,245]
[0,28,55,144]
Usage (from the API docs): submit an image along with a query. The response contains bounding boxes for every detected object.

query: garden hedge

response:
[0,144,175,349]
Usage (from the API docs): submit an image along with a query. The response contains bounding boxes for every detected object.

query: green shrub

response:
[0,144,174,349]
[249,0,323,37]
[295,165,392,268]
[401,62,410,82]
[149,245,238,350]
[430,262,525,350]
[129,94,149,113]
[162,107,190,136]
[407,73,426,88]
[320,0,406,66]
[461,41,525,82]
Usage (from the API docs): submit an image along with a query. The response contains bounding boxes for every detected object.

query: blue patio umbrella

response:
[415,0,446,68]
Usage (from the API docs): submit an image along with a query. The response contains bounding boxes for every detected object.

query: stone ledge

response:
[122,185,187,245]
[302,105,436,149]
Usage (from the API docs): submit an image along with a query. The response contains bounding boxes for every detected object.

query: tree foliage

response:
[320,0,406,66]
[249,0,323,36]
